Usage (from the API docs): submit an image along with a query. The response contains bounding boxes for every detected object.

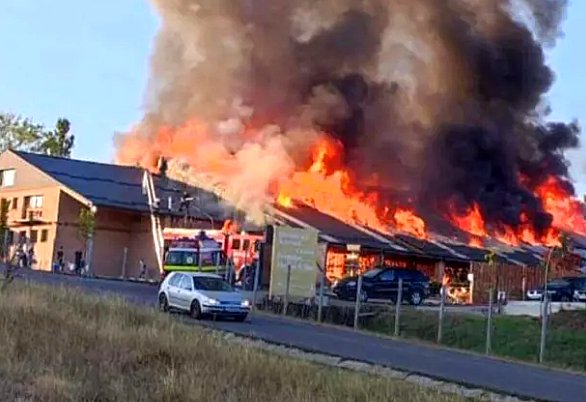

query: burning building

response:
[111,1,586,300]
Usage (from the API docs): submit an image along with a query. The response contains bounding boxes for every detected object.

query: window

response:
[180,276,193,291]
[548,279,570,288]
[18,231,26,243]
[379,270,395,282]
[0,169,15,187]
[168,273,182,287]
[243,239,251,251]
[28,195,43,208]
[193,276,233,292]
[364,268,384,278]
[40,229,48,243]
[30,230,38,243]
[7,230,14,245]
[12,198,17,210]
[231,239,241,250]
[164,250,197,266]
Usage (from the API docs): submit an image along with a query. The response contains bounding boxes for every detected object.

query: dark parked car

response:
[332,267,430,305]
[527,277,586,302]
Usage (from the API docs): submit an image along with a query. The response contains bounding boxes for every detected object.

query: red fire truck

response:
[162,228,263,270]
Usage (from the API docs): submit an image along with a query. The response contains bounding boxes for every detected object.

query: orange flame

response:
[118,119,582,249]
[450,204,487,240]
[221,219,239,235]
[277,194,293,208]
[277,137,427,237]
[534,176,586,237]
[394,208,427,238]
[449,203,561,247]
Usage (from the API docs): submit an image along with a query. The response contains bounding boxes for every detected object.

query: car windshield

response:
[165,250,225,267]
[193,277,234,292]
[363,268,384,278]
[548,279,570,288]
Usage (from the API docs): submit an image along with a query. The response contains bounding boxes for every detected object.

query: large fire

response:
[447,175,586,248]
[535,176,586,237]
[276,137,428,238]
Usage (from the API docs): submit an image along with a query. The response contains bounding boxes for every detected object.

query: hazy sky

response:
[0,1,585,195]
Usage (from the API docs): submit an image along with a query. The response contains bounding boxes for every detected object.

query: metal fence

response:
[251,272,586,371]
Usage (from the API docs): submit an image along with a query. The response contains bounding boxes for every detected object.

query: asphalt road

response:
[12,269,586,402]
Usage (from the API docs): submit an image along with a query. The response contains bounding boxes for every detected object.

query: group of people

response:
[15,244,35,269]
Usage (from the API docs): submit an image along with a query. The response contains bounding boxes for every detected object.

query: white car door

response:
[177,275,195,310]
[166,273,183,308]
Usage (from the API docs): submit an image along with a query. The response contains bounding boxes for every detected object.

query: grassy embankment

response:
[0,283,476,402]
[267,301,586,372]
[369,308,586,371]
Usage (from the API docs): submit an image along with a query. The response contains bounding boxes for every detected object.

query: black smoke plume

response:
[118,0,579,234]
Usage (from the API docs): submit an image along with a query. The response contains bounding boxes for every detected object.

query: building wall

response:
[0,151,162,278]
[0,151,63,270]
[127,215,160,279]
[55,193,155,278]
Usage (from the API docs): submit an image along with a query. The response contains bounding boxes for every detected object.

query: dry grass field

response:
[0,283,478,402]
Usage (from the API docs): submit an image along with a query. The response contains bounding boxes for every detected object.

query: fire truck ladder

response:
[143,171,164,273]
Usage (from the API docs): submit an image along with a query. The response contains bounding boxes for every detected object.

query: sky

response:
[0,0,585,195]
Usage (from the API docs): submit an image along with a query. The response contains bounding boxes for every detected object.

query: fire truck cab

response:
[162,233,226,279]
[162,228,262,271]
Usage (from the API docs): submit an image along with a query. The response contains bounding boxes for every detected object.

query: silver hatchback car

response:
[158,272,251,321]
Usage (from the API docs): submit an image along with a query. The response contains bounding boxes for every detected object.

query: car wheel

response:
[158,294,169,313]
[190,300,202,320]
[410,290,423,306]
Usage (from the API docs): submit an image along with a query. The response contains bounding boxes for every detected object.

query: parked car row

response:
[527,277,586,302]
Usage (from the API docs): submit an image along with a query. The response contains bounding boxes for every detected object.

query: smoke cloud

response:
[117,0,579,236]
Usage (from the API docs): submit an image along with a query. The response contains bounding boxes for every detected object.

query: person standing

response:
[138,259,147,280]
[56,246,64,272]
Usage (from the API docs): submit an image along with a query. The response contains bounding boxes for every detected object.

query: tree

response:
[484,249,499,304]
[39,118,75,157]
[77,207,96,275]
[0,199,9,258]
[0,112,74,157]
[0,200,13,290]
[0,113,44,152]
[77,207,96,247]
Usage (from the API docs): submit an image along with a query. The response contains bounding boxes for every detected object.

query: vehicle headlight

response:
[204,297,219,305]
[241,299,251,307]
[347,281,356,287]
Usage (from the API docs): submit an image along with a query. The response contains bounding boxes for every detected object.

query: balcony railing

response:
[21,208,43,221]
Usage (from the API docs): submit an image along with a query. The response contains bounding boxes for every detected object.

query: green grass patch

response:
[368,307,586,371]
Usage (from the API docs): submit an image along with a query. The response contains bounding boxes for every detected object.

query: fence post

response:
[252,257,261,311]
[282,265,292,315]
[437,285,446,344]
[318,267,325,322]
[539,295,549,363]
[353,274,363,329]
[2,229,9,263]
[215,252,220,275]
[394,278,403,337]
[485,289,494,355]
[121,247,128,280]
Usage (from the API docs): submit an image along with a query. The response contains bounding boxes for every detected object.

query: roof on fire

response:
[12,150,227,219]
[10,150,573,267]
[272,201,555,266]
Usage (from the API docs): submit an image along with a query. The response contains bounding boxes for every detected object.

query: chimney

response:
[157,156,168,177]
